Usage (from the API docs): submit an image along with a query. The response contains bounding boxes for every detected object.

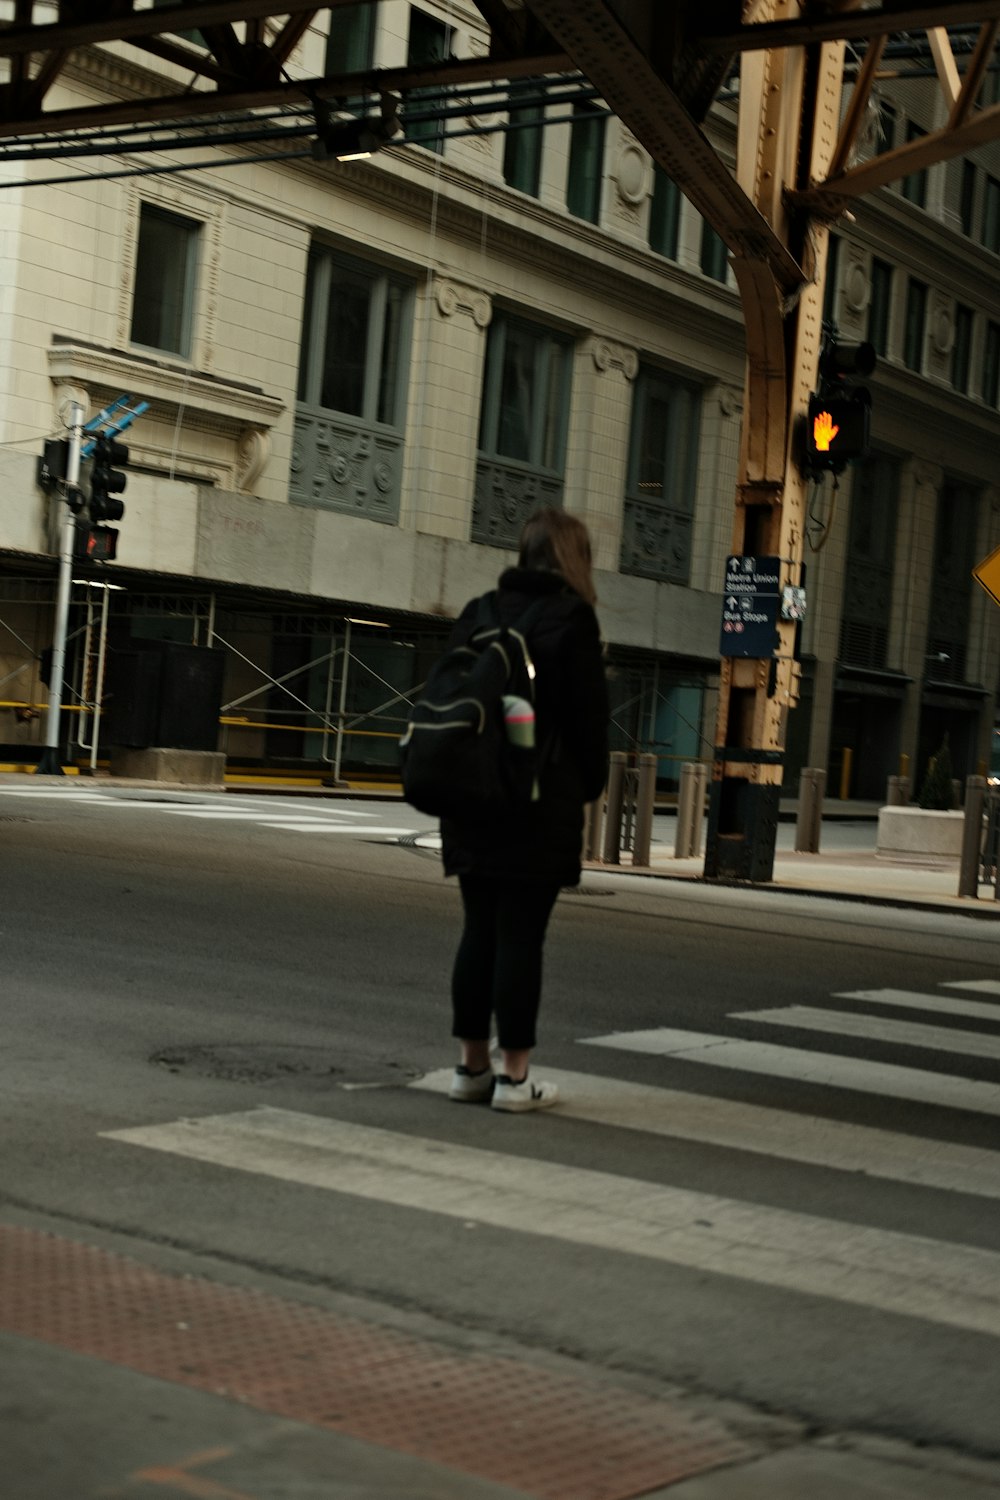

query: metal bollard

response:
[632,753,657,867]
[675,762,706,858]
[958,776,987,898]
[691,762,708,858]
[602,752,627,865]
[795,767,826,852]
[886,775,903,806]
[583,796,605,863]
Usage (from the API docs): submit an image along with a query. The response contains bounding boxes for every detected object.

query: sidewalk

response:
[595,803,1000,917]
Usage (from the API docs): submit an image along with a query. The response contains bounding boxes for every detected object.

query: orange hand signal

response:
[813,409,839,452]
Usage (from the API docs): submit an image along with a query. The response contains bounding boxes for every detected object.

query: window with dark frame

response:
[900,122,928,207]
[621,366,702,584]
[649,165,681,260]
[566,101,606,223]
[325,0,377,76]
[952,304,973,394]
[867,258,892,356]
[130,203,200,359]
[903,277,927,372]
[983,319,1000,406]
[296,247,410,429]
[503,80,544,197]
[838,452,900,671]
[823,235,840,324]
[478,313,571,474]
[983,175,1000,253]
[700,220,728,282]
[405,7,451,154]
[960,160,977,237]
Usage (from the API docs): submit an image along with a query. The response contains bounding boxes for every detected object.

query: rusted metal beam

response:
[949,19,999,127]
[795,96,1000,206]
[526,0,804,293]
[826,34,885,181]
[696,1,1000,53]
[0,49,570,140]
[0,2,326,57]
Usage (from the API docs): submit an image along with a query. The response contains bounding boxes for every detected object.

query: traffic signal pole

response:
[36,402,83,776]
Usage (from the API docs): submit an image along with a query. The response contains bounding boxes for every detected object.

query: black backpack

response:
[399,593,549,819]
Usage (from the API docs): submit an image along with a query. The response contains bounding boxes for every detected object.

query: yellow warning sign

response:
[973,543,1000,607]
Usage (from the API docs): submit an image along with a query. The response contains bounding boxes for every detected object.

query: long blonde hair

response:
[518,507,597,606]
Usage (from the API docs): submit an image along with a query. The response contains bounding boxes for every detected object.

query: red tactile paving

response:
[0,1224,758,1499]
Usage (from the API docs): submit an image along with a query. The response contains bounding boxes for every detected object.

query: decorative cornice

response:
[47,344,284,430]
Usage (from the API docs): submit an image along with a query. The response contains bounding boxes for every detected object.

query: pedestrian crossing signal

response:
[804,391,870,476]
[73,522,119,562]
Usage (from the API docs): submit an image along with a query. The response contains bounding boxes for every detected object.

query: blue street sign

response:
[720,555,781,657]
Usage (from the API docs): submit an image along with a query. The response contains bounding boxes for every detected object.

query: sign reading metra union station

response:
[720,555,782,658]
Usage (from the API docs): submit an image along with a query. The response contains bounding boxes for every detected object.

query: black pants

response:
[451,876,562,1052]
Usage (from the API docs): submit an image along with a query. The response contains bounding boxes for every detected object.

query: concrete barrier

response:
[876,805,964,862]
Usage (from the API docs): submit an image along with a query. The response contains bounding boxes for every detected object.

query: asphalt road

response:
[2,782,1000,1494]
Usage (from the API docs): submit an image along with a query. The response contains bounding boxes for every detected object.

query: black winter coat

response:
[440,566,609,887]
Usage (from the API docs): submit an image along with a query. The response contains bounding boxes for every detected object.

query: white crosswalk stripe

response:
[100,981,1000,1341]
[0,787,410,838]
[581,1027,1000,1114]
[730,1005,1000,1060]
[412,1067,1000,1199]
[102,1105,1000,1339]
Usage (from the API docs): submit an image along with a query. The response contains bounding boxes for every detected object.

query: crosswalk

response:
[102,979,1000,1341]
[0,785,414,839]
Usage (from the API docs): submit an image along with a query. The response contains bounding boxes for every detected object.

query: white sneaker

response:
[449,1065,495,1103]
[491,1074,558,1113]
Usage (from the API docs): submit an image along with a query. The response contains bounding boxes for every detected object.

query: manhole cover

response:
[150,1043,420,1089]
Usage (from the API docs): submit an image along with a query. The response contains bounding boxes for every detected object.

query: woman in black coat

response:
[442,508,609,1113]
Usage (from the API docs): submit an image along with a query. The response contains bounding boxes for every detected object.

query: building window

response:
[478,314,570,472]
[983,320,1000,406]
[297,248,409,426]
[900,122,928,207]
[960,160,977,237]
[621,368,701,584]
[405,8,451,154]
[952,304,973,394]
[700,220,728,281]
[325,0,376,75]
[839,452,900,670]
[926,478,979,682]
[503,80,544,197]
[474,313,571,547]
[649,166,680,260]
[823,236,840,324]
[130,203,200,358]
[293,248,411,519]
[903,277,927,372]
[867,258,892,357]
[983,175,1000,253]
[566,101,605,223]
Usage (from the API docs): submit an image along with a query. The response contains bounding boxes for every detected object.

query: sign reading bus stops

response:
[973,542,1000,608]
[720,555,781,657]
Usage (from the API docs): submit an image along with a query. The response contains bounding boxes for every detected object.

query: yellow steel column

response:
[704,8,845,880]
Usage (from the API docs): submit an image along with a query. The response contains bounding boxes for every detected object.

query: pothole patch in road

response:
[150,1043,421,1089]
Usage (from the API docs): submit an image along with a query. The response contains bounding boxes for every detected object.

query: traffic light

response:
[73,520,119,563]
[802,331,876,478]
[89,432,128,522]
[805,389,871,473]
